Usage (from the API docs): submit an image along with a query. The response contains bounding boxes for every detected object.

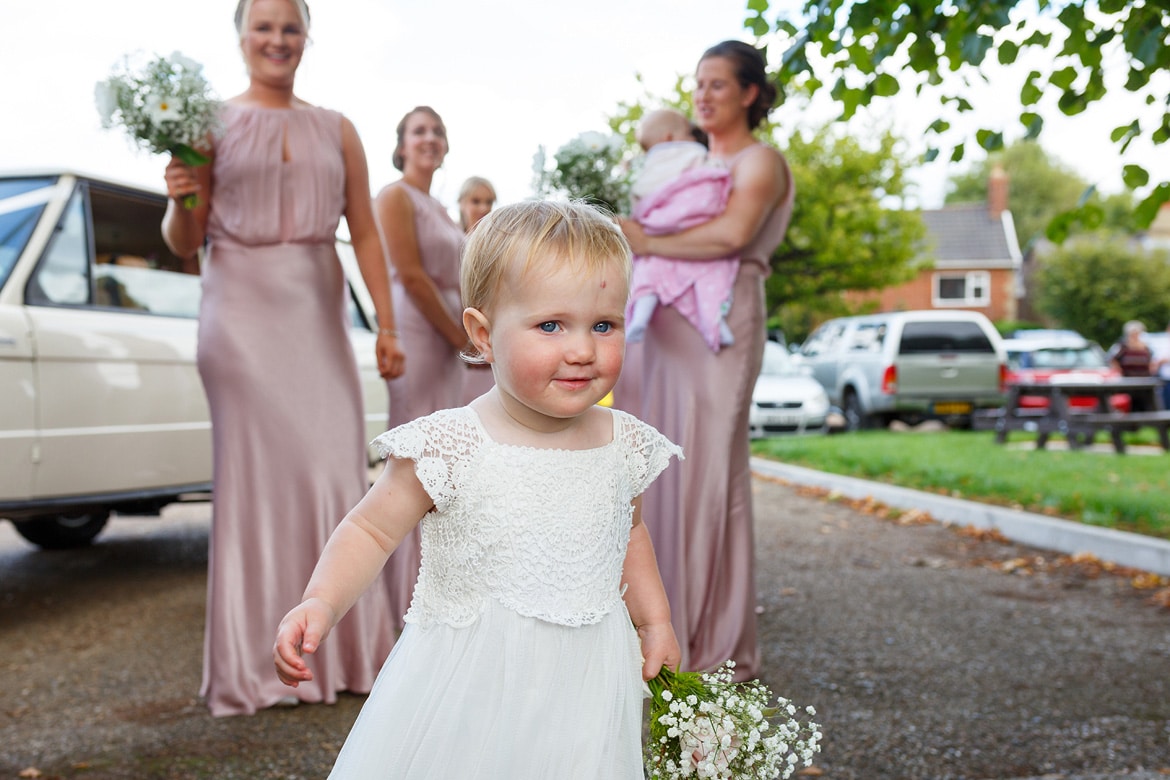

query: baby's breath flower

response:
[645,662,822,780]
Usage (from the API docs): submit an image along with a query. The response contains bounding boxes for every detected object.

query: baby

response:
[626,107,738,351]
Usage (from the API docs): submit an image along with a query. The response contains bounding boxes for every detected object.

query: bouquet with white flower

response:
[95,51,221,208]
[645,661,822,780]
[531,130,631,215]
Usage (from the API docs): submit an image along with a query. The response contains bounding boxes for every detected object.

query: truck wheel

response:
[844,391,870,432]
[13,511,110,550]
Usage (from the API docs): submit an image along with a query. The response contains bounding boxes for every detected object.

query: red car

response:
[1003,336,1130,413]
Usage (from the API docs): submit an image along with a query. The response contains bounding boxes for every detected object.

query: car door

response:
[22,179,210,500]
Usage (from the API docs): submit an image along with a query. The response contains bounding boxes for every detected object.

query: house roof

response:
[920,204,1022,270]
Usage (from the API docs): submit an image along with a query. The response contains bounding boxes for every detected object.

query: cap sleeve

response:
[370,409,480,512]
[614,410,683,497]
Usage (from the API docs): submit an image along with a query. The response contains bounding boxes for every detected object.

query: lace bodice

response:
[372,407,681,628]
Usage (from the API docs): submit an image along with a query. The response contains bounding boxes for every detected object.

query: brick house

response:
[851,166,1023,323]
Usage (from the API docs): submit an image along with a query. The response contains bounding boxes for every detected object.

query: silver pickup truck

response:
[797,310,1007,431]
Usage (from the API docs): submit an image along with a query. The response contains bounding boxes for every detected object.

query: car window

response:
[1030,346,1107,370]
[26,186,90,305]
[849,323,886,352]
[0,177,57,291]
[898,321,994,354]
[802,321,846,356]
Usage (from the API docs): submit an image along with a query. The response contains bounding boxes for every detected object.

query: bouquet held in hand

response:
[95,51,220,207]
[646,661,822,779]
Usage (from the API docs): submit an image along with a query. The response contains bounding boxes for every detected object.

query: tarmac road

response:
[1,472,1168,780]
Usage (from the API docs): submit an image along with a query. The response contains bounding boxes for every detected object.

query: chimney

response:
[988,164,1009,220]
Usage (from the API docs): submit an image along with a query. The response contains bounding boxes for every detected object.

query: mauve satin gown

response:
[381,182,467,629]
[197,104,396,716]
[614,146,794,679]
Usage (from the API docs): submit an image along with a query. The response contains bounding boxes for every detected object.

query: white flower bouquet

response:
[531,130,631,215]
[95,51,221,208]
[645,662,822,780]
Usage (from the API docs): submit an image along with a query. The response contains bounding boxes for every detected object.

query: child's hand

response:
[636,620,682,681]
[273,598,336,687]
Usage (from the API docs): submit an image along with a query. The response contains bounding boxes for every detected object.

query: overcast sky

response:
[1,0,1162,217]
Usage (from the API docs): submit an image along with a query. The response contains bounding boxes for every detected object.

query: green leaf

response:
[998,40,1019,65]
[746,0,769,12]
[747,16,770,36]
[1049,66,1077,90]
[1020,112,1043,139]
[950,142,966,162]
[872,72,900,97]
[1110,121,1140,145]
[1121,164,1149,189]
[1020,71,1044,105]
[976,129,1004,151]
[924,147,940,163]
[1135,184,1170,229]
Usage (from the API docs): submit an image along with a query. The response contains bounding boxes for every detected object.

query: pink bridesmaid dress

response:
[197,104,396,716]
[382,182,466,629]
[616,146,794,679]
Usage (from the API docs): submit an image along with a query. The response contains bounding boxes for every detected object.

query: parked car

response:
[0,171,388,548]
[797,310,1006,431]
[749,340,833,437]
[1002,334,1129,412]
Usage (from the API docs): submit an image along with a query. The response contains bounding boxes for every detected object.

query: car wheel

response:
[13,511,111,550]
[843,391,870,432]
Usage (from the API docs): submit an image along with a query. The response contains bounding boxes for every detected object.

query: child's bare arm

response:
[274,456,433,686]
[621,496,682,681]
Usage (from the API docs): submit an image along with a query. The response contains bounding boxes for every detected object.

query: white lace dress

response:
[327,406,681,779]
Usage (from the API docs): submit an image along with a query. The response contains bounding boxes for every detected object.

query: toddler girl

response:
[274,200,683,778]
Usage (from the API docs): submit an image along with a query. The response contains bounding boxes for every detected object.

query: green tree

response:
[770,124,926,338]
[946,141,1136,252]
[746,0,1170,229]
[1033,237,1170,346]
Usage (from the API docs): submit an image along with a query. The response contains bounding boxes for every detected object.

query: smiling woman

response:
[157,0,403,718]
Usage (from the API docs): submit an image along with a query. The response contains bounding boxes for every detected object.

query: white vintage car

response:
[0,171,388,548]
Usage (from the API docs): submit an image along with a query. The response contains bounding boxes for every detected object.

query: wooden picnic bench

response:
[990,377,1169,454]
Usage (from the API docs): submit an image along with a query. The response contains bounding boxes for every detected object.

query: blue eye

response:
[538,322,558,333]
[593,322,613,334]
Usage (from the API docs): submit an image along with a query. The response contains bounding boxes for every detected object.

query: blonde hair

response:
[235,0,311,37]
[458,176,497,232]
[461,200,631,318]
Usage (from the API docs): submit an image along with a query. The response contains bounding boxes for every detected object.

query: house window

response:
[933,271,990,307]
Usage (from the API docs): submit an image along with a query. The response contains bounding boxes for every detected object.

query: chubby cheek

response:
[597,340,626,386]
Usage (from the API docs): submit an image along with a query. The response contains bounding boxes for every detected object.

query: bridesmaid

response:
[161,0,403,716]
[373,107,468,630]
[457,175,498,404]
[616,40,795,679]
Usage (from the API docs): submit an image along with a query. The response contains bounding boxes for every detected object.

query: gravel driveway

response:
[2,473,1168,779]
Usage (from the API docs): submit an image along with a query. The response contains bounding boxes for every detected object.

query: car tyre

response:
[843,391,870,432]
[13,510,111,549]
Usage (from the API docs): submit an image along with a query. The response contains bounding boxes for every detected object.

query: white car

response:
[749,340,833,438]
[0,170,388,548]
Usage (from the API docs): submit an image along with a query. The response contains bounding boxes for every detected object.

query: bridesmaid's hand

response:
[618,217,649,256]
[163,156,200,207]
[377,332,406,380]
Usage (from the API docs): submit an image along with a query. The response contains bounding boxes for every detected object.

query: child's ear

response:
[463,307,493,363]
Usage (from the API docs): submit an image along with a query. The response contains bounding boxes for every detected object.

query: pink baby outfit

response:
[627,142,737,352]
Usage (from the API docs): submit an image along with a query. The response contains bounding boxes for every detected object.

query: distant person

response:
[1153,321,1170,410]
[457,175,498,404]
[274,200,681,777]
[615,40,795,681]
[1109,320,1154,412]
[626,107,737,351]
[373,106,468,632]
[161,0,403,716]
[457,175,496,233]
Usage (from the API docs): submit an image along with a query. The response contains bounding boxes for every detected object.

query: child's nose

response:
[564,332,596,362]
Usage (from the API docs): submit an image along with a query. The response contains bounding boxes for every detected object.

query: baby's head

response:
[460,200,631,364]
[637,108,700,152]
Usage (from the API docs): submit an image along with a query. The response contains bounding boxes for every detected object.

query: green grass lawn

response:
[752,430,1170,540]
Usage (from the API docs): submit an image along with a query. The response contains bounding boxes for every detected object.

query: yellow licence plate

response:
[933,401,973,415]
